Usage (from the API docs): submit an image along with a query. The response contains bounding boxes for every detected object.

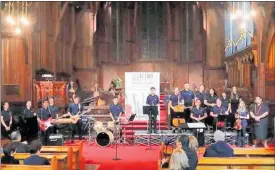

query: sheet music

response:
[187,122,206,128]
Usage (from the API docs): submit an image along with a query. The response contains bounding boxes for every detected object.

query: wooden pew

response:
[1,154,67,170]
[197,157,275,170]
[1,156,58,170]
[159,157,275,170]
[161,144,275,156]
[41,141,83,170]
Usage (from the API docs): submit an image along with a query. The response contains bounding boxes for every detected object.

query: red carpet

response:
[83,144,160,170]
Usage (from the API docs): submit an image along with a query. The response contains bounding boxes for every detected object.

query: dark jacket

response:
[1,155,19,164]
[204,141,234,157]
[183,147,198,170]
[24,155,50,165]
[11,141,29,153]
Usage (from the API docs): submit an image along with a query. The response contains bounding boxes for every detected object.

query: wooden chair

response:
[1,156,58,170]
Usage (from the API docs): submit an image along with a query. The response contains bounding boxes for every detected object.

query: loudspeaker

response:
[48,134,64,146]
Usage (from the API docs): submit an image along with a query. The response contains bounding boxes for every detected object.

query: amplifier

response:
[48,134,64,146]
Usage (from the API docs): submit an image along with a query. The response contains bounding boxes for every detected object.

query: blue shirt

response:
[238,110,248,127]
[211,106,227,115]
[180,90,194,106]
[22,108,35,118]
[68,103,84,115]
[206,94,218,104]
[251,103,269,124]
[49,105,59,119]
[38,108,52,121]
[220,97,230,110]
[110,104,123,120]
[191,107,206,118]
[195,91,206,104]
[169,94,180,106]
[146,94,159,106]
[24,155,50,165]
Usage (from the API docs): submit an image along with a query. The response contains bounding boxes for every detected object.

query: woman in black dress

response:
[1,102,13,139]
[229,86,240,128]
[250,96,269,148]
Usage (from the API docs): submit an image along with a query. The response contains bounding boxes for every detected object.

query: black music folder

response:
[143,106,158,115]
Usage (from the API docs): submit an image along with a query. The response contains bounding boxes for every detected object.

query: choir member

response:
[1,102,13,139]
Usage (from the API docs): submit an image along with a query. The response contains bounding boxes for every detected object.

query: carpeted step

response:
[122,125,168,130]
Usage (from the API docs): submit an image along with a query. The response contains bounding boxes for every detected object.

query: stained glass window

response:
[224,2,254,57]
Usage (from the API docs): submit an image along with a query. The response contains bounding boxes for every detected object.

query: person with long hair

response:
[230,86,240,128]
[189,136,199,151]
[250,96,269,148]
[204,88,218,129]
[168,137,190,170]
[235,101,249,147]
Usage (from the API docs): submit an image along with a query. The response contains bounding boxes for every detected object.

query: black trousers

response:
[71,119,82,140]
[205,106,214,127]
[192,120,205,146]
[148,113,157,132]
[237,127,247,146]
[41,126,54,146]
[1,121,11,139]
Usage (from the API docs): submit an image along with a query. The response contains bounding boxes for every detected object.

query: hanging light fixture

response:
[2,1,32,35]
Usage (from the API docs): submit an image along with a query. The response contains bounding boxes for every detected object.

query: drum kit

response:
[92,120,121,147]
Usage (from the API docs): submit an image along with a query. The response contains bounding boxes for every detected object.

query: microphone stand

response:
[113,121,121,160]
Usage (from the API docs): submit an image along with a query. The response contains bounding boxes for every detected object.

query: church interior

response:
[1,1,275,170]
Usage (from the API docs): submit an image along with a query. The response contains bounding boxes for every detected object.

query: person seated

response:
[179,135,198,170]
[168,137,190,170]
[1,143,19,164]
[10,131,29,153]
[189,136,199,152]
[204,130,234,157]
[24,140,50,165]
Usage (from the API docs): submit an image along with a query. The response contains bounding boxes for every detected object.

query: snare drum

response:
[93,121,104,133]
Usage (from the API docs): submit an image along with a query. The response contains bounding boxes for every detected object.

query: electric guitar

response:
[39,114,67,132]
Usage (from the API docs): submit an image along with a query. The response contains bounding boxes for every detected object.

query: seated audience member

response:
[179,135,198,170]
[1,143,19,164]
[169,137,189,170]
[189,136,199,151]
[24,140,50,165]
[204,130,234,157]
[10,131,29,153]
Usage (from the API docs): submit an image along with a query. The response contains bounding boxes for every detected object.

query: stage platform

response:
[134,130,249,146]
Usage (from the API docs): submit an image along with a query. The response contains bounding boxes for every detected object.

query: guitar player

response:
[37,100,56,145]
[67,96,84,143]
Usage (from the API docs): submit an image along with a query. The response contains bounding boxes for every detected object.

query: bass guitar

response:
[70,108,92,124]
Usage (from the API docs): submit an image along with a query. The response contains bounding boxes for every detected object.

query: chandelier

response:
[2,1,32,35]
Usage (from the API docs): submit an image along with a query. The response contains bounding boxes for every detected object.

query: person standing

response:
[230,86,240,127]
[169,87,183,133]
[37,100,55,145]
[195,85,206,108]
[146,87,159,133]
[48,97,59,134]
[190,100,207,146]
[220,92,232,128]
[250,96,269,148]
[1,102,13,139]
[235,101,249,147]
[180,83,195,123]
[204,88,218,129]
[67,96,84,142]
[22,101,37,141]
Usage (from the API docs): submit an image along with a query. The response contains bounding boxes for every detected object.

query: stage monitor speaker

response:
[48,134,64,146]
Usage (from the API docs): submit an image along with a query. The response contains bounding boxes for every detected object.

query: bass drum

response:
[96,131,114,147]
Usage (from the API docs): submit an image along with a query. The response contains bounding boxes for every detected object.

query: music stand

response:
[143,106,157,151]
[121,114,136,145]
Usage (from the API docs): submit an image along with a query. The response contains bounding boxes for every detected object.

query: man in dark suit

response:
[10,131,29,153]
[24,140,50,165]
